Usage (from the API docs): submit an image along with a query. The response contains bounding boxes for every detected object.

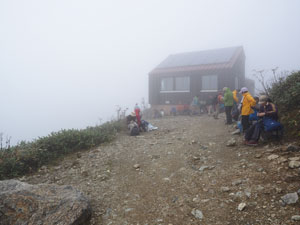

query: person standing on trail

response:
[239,87,256,132]
[223,87,234,124]
[213,91,223,119]
[206,95,214,116]
[134,103,141,127]
[232,89,240,121]
[191,95,199,115]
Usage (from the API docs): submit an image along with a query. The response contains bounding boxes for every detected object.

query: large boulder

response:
[0,180,91,225]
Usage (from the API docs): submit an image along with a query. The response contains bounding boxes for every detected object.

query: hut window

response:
[175,76,190,91]
[201,75,218,91]
[161,77,173,91]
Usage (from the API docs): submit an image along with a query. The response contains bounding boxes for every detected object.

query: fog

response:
[1,0,300,145]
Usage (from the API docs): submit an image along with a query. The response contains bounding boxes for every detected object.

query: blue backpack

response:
[263,118,283,132]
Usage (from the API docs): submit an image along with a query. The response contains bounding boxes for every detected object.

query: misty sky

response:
[1,0,300,144]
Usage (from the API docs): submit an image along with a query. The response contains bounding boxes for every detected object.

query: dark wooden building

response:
[148,46,246,112]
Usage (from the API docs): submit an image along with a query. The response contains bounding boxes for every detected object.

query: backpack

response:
[263,118,283,132]
[130,125,140,136]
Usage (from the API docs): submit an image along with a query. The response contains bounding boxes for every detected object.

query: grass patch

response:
[0,120,125,180]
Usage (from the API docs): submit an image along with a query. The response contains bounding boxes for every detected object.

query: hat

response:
[258,95,268,104]
[130,112,136,117]
[239,87,248,93]
[223,87,228,92]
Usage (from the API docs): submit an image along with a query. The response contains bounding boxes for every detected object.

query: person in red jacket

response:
[134,103,141,127]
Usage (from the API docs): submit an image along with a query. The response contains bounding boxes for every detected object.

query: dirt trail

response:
[23,115,300,224]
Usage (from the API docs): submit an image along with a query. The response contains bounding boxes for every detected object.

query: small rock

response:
[172,196,178,203]
[192,197,200,203]
[256,185,264,191]
[98,174,109,181]
[268,154,279,160]
[200,145,208,150]
[255,154,262,158]
[288,157,300,161]
[231,130,240,135]
[125,208,134,213]
[257,167,264,172]
[291,215,300,221]
[232,179,243,186]
[199,166,209,172]
[81,171,89,177]
[235,191,244,198]
[133,164,140,169]
[226,138,236,147]
[41,166,47,170]
[77,152,82,158]
[277,157,287,163]
[191,209,203,220]
[245,191,251,198]
[289,161,300,169]
[286,144,300,152]
[221,187,230,192]
[54,166,61,170]
[238,203,246,211]
[281,192,298,204]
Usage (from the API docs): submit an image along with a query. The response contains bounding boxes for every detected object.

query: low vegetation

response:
[0,121,124,180]
[268,71,300,138]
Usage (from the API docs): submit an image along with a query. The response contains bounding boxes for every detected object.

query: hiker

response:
[199,99,207,114]
[223,87,234,124]
[244,95,282,146]
[213,91,223,119]
[206,95,214,116]
[232,89,239,104]
[232,96,259,135]
[128,120,140,136]
[134,103,141,126]
[249,96,260,123]
[239,87,256,132]
[170,106,177,116]
[176,101,184,115]
[183,103,191,115]
[232,89,240,121]
[191,95,199,115]
[153,109,161,118]
[126,112,137,124]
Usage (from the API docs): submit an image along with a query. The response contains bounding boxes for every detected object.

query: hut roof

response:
[151,46,244,74]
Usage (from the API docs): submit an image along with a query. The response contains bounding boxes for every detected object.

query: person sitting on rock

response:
[244,95,280,146]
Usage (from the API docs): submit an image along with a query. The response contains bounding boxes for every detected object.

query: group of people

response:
[218,87,283,146]
[127,104,157,136]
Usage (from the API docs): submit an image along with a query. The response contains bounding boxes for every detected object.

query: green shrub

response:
[269,71,300,138]
[0,120,124,180]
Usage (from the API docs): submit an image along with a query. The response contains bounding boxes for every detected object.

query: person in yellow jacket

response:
[232,89,239,103]
[232,89,240,121]
[240,87,256,132]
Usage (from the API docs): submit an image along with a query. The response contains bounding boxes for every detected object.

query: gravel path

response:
[23,114,300,224]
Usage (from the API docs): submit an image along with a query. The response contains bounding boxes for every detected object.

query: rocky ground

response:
[21,114,300,225]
